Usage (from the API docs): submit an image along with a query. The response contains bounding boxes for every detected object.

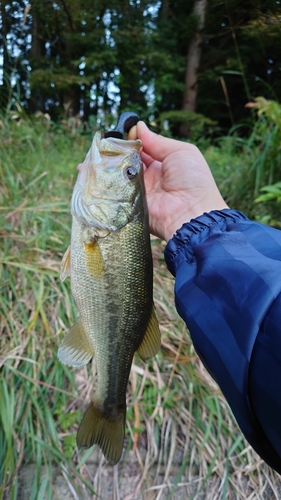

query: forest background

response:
[2,0,281,133]
[2,1,281,499]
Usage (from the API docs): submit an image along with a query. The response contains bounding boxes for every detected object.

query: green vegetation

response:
[1,103,281,499]
[2,1,281,135]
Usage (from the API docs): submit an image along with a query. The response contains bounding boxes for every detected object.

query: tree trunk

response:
[160,0,169,23]
[180,0,208,137]
[63,86,80,118]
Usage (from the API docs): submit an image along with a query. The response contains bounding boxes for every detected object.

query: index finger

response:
[136,122,191,163]
[127,125,159,168]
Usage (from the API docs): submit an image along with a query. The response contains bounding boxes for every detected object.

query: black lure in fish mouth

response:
[104,112,141,139]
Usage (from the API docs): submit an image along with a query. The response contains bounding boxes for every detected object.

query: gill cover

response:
[71,132,143,234]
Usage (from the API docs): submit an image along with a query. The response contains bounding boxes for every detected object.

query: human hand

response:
[127,122,228,241]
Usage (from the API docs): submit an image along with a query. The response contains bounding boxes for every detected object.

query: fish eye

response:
[125,166,138,180]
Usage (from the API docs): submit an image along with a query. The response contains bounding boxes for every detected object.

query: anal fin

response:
[137,305,161,362]
[58,319,94,367]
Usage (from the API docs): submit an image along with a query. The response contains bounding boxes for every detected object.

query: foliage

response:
[247,96,281,126]
[157,109,217,141]
[205,135,247,206]
[202,97,281,220]
[245,97,281,213]
[255,182,281,204]
[254,180,281,228]
[198,0,281,129]
[1,1,281,134]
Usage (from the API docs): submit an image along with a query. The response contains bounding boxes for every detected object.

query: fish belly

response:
[71,215,153,411]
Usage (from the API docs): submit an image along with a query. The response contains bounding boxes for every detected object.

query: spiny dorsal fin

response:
[58,319,94,367]
[76,402,126,465]
[60,245,71,282]
[137,305,161,362]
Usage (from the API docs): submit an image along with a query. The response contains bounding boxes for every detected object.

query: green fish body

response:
[59,132,161,464]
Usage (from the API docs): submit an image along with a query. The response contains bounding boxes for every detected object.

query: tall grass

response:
[0,109,95,499]
[1,107,280,499]
[205,97,281,223]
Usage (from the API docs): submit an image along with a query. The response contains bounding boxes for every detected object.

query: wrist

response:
[163,197,229,242]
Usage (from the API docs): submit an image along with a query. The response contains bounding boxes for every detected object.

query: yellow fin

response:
[60,245,71,282]
[84,240,104,278]
[58,320,94,367]
[137,305,161,362]
[76,402,126,465]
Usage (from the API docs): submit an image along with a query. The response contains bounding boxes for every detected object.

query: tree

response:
[180,0,208,137]
[1,0,281,136]
[0,0,31,110]
[197,0,281,131]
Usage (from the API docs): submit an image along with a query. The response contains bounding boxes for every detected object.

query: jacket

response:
[164,209,281,474]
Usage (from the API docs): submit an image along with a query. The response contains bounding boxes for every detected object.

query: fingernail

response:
[127,125,137,140]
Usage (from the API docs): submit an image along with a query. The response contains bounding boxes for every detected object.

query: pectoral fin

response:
[60,245,71,282]
[84,240,104,278]
[58,319,94,367]
[137,305,161,362]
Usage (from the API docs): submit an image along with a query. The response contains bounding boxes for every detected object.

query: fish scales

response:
[58,128,161,465]
[71,215,152,409]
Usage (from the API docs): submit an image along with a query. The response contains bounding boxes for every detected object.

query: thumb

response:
[135,122,192,162]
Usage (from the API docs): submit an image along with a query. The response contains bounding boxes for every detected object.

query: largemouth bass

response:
[59,113,161,465]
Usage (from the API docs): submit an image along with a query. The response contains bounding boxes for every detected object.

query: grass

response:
[206,98,281,223]
[1,108,281,500]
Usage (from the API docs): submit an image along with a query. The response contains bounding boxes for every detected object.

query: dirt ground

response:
[9,449,281,500]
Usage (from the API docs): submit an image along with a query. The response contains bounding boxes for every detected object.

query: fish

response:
[58,113,161,465]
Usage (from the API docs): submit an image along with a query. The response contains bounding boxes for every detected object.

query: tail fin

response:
[76,403,126,465]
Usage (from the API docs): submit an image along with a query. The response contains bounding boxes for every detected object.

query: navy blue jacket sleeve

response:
[164,209,281,474]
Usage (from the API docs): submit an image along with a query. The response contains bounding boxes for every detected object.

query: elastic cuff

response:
[164,209,249,276]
